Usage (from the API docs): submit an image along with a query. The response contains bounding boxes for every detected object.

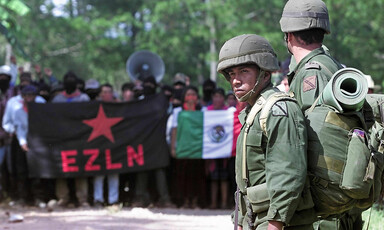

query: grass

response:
[362,204,384,230]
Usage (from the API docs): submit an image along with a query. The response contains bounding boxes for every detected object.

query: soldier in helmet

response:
[280,1,364,229]
[280,0,343,111]
[218,34,316,230]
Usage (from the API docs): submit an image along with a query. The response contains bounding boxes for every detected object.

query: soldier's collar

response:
[294,47,326,73]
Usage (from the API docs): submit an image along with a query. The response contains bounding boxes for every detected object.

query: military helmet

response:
[217,34,279,81]
[280,0,330,34]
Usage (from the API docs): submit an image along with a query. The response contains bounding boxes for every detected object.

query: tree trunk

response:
[206,0,217,82]
[5,44,12,66]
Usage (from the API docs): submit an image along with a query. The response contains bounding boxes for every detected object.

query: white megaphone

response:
[126,50,165,83]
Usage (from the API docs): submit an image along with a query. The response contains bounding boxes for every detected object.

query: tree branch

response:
[45,42,83,56]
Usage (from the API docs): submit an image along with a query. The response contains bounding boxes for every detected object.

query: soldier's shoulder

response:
[271,100,289,117]
[271,97,302,115]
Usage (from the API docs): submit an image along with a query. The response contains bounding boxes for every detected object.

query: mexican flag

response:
[176,110,240,159]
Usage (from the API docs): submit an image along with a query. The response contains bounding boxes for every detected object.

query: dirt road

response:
[0,206,233,230]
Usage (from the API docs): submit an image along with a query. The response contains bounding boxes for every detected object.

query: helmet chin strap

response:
[236,70,265,102]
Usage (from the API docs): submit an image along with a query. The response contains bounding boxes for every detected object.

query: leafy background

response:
[1,0,383,93]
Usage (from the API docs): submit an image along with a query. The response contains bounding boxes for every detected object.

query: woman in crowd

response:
[170,86,206,208]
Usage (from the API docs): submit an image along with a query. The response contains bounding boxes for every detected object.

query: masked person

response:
[84,79,101,101]
[217,34,316,230]
[52,71,89,103]
[132,76,175,208]
[201,79,216,107]
[51,71,90,208]
[142,76,157,96]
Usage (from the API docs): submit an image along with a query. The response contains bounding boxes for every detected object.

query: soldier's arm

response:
[264,100,308,225]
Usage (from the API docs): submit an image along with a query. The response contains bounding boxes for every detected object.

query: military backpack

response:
[256,91,384,218]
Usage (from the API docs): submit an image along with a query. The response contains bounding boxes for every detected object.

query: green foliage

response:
[0,0,29,57]
[1,0,383,94]
[324,0,384,89]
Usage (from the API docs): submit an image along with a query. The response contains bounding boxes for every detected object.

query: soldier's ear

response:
[264,72,271,82]
[286,32,295,42]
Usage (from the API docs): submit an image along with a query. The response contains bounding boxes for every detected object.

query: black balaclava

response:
[63,71,78,94]
[143,76,157,96]
[202,79,216,103]
[0,75,10,93]
[172,88,183,108]
[85,88,101,101]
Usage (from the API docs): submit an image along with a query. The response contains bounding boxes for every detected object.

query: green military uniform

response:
[287,46,343,111]
[217,33,317,230]
[280,1,365,229]
[235,86,316,229]
[287,51,366,230]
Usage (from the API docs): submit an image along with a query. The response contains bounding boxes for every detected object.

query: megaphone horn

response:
[126,50,165,83]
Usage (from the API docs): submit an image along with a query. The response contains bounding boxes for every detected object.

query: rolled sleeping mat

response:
[319,68,368,112]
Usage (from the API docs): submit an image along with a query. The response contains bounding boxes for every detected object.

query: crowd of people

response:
[0,57,289,211]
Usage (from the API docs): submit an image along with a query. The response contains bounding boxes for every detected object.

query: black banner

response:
[27,94,170,178]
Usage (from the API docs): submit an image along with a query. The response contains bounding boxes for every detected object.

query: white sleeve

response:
[2,99,15,133]
[171,107,182,128]
[14,109,28,146]
[10,63,18,85]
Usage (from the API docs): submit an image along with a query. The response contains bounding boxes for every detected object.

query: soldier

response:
[280,0,343,111]
[280,1,363,229]
[217,34,316,230]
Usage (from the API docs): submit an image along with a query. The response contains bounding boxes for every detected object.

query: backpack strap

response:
[242,92,297,185]
[242,96,266,186]
[258,92,297,136]
[305,94,322,115]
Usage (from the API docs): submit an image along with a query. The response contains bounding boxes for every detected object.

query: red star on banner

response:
[83,105,123,143]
